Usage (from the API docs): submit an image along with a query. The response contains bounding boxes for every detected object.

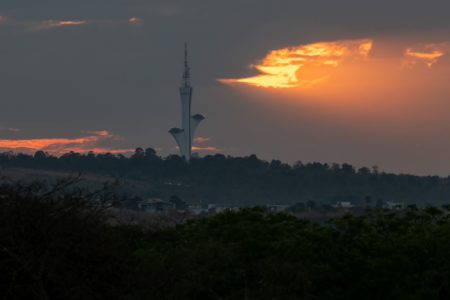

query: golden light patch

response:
[192,146,221,152]
[220,39,373,88]
[0,131,132,155]
[37,20,88,30]
[404,44,446,68]
[128,17,143,26]
[193,137,211,144]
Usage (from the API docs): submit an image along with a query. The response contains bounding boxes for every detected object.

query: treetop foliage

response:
[1,180,450,299]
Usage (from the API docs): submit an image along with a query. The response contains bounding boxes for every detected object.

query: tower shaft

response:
[179,86,193,160]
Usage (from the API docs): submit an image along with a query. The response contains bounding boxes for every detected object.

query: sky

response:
[1,0,450,175]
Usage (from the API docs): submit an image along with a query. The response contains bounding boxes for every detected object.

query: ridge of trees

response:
[0,149,448,205]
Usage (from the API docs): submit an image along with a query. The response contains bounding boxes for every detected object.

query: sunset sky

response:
[1,0,450,175]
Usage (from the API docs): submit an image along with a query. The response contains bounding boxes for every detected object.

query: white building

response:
[332,201,355,209]
[266,205,289,213]
[169,43,205,162]
[207,204,241,213]
[384,202,405,210]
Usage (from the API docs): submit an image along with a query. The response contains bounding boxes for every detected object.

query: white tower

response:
[169,44,205,162]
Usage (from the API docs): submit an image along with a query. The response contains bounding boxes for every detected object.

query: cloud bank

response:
[220,39,449,89]
[0,131,133,155]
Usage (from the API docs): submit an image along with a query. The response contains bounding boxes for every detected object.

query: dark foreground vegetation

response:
[1,149,450,205]
[2,180,450,299]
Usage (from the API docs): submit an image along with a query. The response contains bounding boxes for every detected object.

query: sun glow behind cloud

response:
[220,39,449,90]
[220,39,373,88]
[217,37,450,144]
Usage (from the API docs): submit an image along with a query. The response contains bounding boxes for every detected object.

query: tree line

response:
[0,148,449,205]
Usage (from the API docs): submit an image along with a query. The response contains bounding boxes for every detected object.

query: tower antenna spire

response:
[182,42,191,87]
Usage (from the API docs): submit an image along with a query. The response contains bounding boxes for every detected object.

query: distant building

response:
[384,202,405,210]
[207,204,241,213]
[332,201,355,209]
[266,205,289,213]
[188,205,208,215]
[138,198,175,214]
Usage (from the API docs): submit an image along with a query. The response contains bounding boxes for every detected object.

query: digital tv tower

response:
[169,44,205,162]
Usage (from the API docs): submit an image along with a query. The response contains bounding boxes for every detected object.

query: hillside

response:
[0,149,449,206]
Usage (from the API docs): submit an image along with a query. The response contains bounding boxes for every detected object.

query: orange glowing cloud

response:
[0,131,133,155]
[191,136,220,152]
[192,146,221,152]
[404,43,447,68]
[220,39,373,88]
[194,137,211,144]
[128,17,143,26]
[35,20,88,30]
